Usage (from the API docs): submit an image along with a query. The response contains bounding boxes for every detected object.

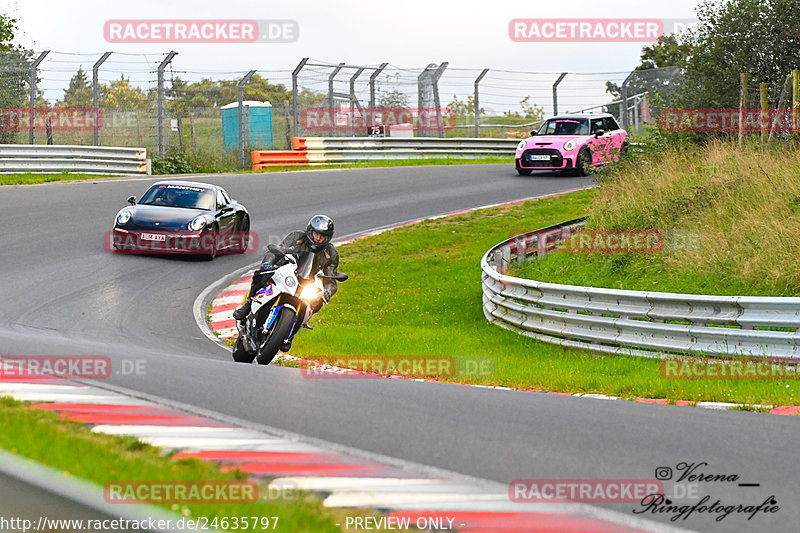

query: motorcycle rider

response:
[232,214,339,350]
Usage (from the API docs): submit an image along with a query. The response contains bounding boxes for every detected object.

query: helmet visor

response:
[311,230,328,244]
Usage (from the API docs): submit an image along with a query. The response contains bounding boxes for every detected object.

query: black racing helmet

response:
[305,214,334,251]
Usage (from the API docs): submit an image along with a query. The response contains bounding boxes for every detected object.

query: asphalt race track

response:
[2,165,798,533]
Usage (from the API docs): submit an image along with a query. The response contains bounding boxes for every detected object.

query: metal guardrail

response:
[0,145,148,175]
[481,219,800,359]
[252,137,518,168]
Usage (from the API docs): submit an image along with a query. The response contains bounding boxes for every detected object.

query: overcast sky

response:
[4,0,702,113]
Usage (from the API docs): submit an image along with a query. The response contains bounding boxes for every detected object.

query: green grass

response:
[288,189,799,407]
[517,140,800,296]
[0,173,121,185]
[0,157,512,186]
[0,396,387,531]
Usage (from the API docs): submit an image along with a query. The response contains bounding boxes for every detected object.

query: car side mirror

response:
[127,195,136,205]
[529,130,537,136]
[594,129,605,137]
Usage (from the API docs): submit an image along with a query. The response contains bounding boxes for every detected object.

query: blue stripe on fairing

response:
[265,305,283,329]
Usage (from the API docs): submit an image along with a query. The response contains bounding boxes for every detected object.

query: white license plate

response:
[529,155,550,161]
[141,233,166,242]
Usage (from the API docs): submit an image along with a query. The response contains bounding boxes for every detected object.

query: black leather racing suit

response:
[247,231,339,312]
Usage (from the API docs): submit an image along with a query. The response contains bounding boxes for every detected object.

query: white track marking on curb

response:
[323,491,507,508]
[269,477,447,491]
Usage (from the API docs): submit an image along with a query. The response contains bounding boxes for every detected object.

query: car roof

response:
[545,113,614,120]
[150,180,221,190]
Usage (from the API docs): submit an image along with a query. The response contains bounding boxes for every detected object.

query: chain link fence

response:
[6,50,794,171]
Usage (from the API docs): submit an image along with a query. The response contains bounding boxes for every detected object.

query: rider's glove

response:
[323,289,333,301]
[259,262,275,272]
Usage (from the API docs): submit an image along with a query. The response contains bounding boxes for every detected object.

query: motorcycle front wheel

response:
[256,307,295,365]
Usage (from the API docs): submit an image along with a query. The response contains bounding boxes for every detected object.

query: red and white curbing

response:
[205,199,800,418]
[0,372,683,533]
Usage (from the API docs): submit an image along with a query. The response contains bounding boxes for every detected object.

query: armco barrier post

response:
[474,69,489,138]
[28,51,49,145]
[92,52,112,146]
[157,51,178,157]
[238,70,256,169]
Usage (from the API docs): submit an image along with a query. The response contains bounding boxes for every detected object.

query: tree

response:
[679,0,800,108]
[0,11,32,142]
[60,67,92,107]
[99,75,150,110]
[606,34,693,100]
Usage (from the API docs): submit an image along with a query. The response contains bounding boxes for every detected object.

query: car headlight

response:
[563,140,577,151]
[516,140,527,151]
[299,280,324,300]
[189,216,207,231]
[116,208,132,225]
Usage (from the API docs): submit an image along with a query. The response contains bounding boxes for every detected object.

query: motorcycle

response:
[231,244,348,365]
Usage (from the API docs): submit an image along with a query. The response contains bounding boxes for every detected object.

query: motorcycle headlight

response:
[516,140,527,151]
[563,140,577,151]
[189,216,206,231]
[116,208,132,225]
[299,281,324,300]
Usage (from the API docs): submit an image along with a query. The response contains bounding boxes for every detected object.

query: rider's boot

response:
[232,301,251,321]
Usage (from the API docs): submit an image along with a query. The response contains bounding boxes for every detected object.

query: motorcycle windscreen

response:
[294,251,318,280]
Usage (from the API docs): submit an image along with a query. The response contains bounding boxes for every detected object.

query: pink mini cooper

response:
[515,113,628,176]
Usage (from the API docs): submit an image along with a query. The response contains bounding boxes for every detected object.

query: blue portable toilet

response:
[221,100,273,150]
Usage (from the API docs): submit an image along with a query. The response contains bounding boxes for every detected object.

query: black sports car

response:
[110,181,251,260]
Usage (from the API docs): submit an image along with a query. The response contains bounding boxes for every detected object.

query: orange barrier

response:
[251,150,309,169]
[291,137,308,150]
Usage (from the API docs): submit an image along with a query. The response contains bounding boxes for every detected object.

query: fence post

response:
[552,72,567,115]
[620,85,629,129]
[760,82,768,145]
[348,67,365,136]
[793,70,799,135]
[369,62,388,129]
[237,70,256,169]
[474,68,489,138]
[327,63,345,136]
[291,57,309,138]
[432,62,448,138]
[157,51,177,157]
[739,73,747,147]
[92,52,112,146]
[284,101,291,149]
[28,50,49,145]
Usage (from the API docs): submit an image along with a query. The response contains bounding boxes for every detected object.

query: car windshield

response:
[139,184,215,210]
[537,119,590,136]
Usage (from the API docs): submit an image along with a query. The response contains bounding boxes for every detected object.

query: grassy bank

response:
[0,396,383,531]
[288,189,798,407]
[517,141,800,296]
